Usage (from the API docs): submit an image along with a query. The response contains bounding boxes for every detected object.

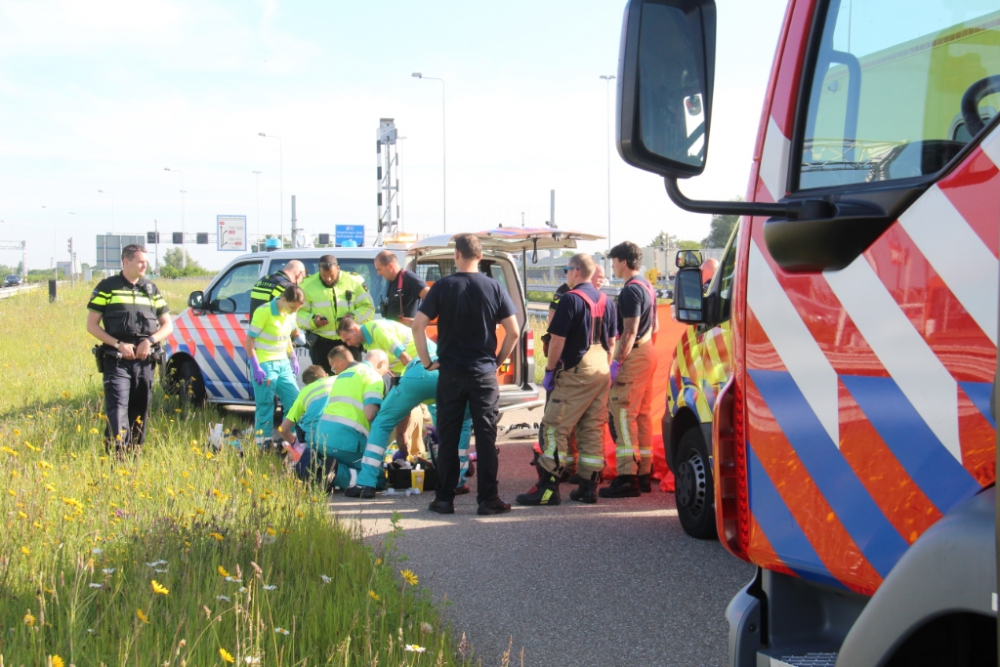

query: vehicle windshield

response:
[299,258,388,309]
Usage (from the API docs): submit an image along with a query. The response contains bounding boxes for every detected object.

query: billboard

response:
[217,215,247,251]
[95,235,144,271]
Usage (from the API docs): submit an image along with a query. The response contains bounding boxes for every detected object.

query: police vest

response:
[248,300,298,363]
[88,273,169,347]
[249,270,294,317]
[320,362,385,436]
[298,272,375,341]
[566,288,609,348]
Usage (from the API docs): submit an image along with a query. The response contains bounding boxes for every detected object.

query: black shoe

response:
[598,475,641,499]
[428,499,455,514]
[344,486,376,499]
[477,497,512,515]
[569,472,599,504]
[516,471,561,506]
[454,484,471,495]
[558,469,579,484]
[566,473,583,485]
[638,474,652,493]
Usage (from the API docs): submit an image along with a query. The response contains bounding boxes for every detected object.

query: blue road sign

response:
[335,225,365,247]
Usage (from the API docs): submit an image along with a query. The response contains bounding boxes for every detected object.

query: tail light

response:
[713,376,751,562]
[525,329,534,354]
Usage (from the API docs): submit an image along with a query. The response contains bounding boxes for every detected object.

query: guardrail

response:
[0,283,40,300]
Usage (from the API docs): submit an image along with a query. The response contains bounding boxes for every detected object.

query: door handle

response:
[239,318,249,323]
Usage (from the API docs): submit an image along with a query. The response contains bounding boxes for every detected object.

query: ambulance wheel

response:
[674,428,717,540]
[177,360,206,408]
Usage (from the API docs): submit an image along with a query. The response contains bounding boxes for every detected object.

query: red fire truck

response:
[615,0,999,664]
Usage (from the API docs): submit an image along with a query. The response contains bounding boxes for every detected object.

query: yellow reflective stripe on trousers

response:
[578,454,605,467]
[544,424,558,458]
[618,408,633,450]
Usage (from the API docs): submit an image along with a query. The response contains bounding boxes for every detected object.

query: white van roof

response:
[410,228,604,255]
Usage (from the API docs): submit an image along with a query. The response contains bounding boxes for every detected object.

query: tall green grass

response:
[0,281,462,666]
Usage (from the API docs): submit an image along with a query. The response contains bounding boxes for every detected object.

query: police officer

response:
[297,254,374,373]
[517,253,616,506]
[249,260,307,317]
[374,250,428,325]
[601,241,660,498]
[86,244,172,454]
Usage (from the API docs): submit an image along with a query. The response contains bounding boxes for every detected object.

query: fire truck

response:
[615,0,999,665]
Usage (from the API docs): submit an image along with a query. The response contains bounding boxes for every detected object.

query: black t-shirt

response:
[383,269,428,321]
[548,283,617,370]
[419,272,516,375]
[617,276,655,339]
[87,273,170,347]
[548,283,570,314]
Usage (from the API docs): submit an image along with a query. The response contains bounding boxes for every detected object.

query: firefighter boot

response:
[569,472,600,504]
[598,475,641,498]
[516,468,561,506]
[638,474,652,493]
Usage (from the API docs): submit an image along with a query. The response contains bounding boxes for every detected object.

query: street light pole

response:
[258,133,284,247]
[253,170,262,251]
[97,189,114,234]
[412,73,446,233]
[163,168,186,269]
[600,74,616,272]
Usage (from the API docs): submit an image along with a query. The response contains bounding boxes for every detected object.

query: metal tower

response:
[376,118,400,245]
[0,240,27,277]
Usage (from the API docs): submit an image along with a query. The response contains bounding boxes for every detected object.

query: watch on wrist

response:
[114,340,121,349]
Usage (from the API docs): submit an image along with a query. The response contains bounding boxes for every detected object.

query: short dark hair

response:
[319,254,338,270]
[327,345,353,365]
[568,253,595,280]
[375,250,399,267]
[282,285,305,303]
[336,314,357,334]
[609,241,642,271]
[302,365,328,385]
[122,244,147,261]
[454,234,482,261]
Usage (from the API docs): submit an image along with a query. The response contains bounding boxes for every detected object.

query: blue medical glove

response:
[543,369,556,393]
[610,360,621,383]
[251,357,266,385]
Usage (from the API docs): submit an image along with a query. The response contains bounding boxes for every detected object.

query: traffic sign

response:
[217,215,247,251]
[335,225,364,247]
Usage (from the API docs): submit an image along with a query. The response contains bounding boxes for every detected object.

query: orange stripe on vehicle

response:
[747,512,796,578]
[958,385,997,487]
[207,314,235,359]
[188,313,215,358]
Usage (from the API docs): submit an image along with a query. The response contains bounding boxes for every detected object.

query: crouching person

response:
[309,347,387,492]
[276,364,334,481]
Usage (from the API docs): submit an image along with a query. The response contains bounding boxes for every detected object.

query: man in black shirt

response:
[375,250,429,325]
[414,234,519,515]
[87,244,172,453]
[517,253,616,506]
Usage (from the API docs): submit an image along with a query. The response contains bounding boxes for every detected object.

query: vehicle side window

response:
[797,3,999,191]
[716,230,738,324]
[485,262,509,293]
[209,261,263,313]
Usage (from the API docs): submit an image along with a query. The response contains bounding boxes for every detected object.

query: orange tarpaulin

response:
[604,305,688,491]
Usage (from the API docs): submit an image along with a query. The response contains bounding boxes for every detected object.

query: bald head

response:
[283,260,307,284]
[591,264,606,289]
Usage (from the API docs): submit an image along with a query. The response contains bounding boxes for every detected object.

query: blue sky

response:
[0,0,789,270]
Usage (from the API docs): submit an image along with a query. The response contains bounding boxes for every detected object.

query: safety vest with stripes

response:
[248,300,298,363]
[320,362,385,436]
[297,271,375,340]
[284,376,336,444]
[360,320,436,375]
[249,270,294,317]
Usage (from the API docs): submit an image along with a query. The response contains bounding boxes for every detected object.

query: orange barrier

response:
[605,305,688,491]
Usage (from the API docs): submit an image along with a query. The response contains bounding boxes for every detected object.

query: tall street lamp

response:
[253,170,262,251]
[412,73,447,233]
[97,189,114,234]
[600,74,616,271]
[163,167,186,269]
[258,133,284,247]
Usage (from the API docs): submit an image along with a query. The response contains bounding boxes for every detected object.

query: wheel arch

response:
[668,405,709,473]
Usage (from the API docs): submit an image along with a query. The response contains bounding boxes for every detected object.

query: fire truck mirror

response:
[676,249,703,268]
[617,0,716,179]
[672,267,705,324]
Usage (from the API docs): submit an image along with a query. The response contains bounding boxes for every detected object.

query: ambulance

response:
[616,0,999,664]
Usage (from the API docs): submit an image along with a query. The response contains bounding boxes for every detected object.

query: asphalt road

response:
[329,410,755,667]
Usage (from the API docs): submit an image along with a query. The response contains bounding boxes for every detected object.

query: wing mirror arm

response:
[664,177,836,220]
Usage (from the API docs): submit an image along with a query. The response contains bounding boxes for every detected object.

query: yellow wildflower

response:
[89,428,99,435]
[12,429,19,436]
[400,569,419,586]
[45,484,56,492]
[151,580,169,595]
[76,424,81,433]
[265,527,276,536]
[137,609,149,624]
[20,546,30,555]
[38,460,53,469]
[218,565,231,578]
[375,558,382,566]
[61,390,71,399]
[25,442,39,452]
[210,532,224,541]
[219,648,235,663]
[18,511,27,519]
[369,590,380,601]
[51,656,65,667]
[1,446,18,456]
[23,613,35,626]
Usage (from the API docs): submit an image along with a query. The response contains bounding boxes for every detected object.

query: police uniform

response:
[602,275,659,497]
[249,269,295,317]
[352,326,472,497]
[310,361,385,490]
[297,271,374,372]
[87,273,169,451]
[517,282,616,506]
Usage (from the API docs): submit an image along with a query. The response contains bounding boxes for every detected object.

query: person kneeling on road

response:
[244,285,305,449]
[517,253,616,506]
[338,317,473,499]
[309,347,387,492]
[276,364,334,474]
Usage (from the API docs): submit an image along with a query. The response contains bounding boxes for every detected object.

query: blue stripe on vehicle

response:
[842,375,981,513]
[747,444,847,590]
[958,381,997,430]
[748,369,909,579]
[216,349,250,399]
[195,345,230,399]
[682,385,697,410]
[669,374,679,404]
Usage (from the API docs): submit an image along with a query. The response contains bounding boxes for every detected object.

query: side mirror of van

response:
[672,267,705,323]
[213,297,237,314]
[676,249,703,268]
[188,291,205,310]
[617,0,717,179]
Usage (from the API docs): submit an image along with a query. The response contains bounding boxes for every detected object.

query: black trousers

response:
[436,368,500,504]
[309,336,362,374]
[103,357,156,452]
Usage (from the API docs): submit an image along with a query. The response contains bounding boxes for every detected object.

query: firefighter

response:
[86,244,172,454]
[337,315,473,499]
[249,260,307,317]
[311,346,386,492]
[276,364,334,467]
[517,253,616,506]
[297,254,374,373]
[244,285,305,449]
[601,241,659,498]
[374,250,429,325]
